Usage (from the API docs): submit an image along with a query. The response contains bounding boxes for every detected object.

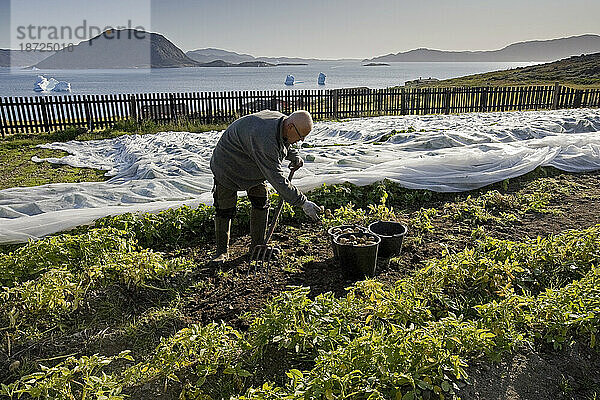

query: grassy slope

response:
[427,52,600,88]
[0,140,107,190]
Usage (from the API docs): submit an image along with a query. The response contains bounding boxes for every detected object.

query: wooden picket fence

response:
[1,84,600,137]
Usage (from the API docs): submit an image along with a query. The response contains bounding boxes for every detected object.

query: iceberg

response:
[318,72,326,85]
[33,75,50,92]
[33,75,72,92]
[52,81,72,92]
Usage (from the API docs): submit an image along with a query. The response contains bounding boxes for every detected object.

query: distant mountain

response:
[187,48,255,64]
[365,34,600,63]
[257,56,327,64]
[197,60,275,67]
[430,52,600,87]
[0,49,52,67]
[186,48,358,64]
[35,30,201,69]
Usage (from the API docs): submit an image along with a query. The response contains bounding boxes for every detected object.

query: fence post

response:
[83,95,94,131]
[332,90,339,119]
[399,89,406,115]
[40,97,51,132]
[444,89,451,114]
[573,89,583,108]
[480,87,488,112]
[552,82,561,110]
[169,93,176,121]
[271,94,277,111]
[129,95,138,122]
[0,97,5,138]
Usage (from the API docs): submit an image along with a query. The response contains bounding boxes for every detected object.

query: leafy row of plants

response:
[84,181,415,251]
[443,189,560,225]
[92,205,215,250]
[0,228,192,343]
[4,225,599,399]
[14,169,562,258]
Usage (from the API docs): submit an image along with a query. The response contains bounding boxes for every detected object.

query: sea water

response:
[0,61,537,97]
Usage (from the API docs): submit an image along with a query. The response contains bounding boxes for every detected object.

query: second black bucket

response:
[368,221,408,258]
[334,232,380,279]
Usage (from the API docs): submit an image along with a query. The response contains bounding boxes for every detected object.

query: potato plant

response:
[0,228,192,342]
[2,173,599,400]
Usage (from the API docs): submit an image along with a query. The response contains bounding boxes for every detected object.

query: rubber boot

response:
[211,216,231,265]
[250,208,269,250]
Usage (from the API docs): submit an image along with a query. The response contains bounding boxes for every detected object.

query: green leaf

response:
[325,388,335,400]
[237,369,252,377]
[402,392,415,400]
[288,369,303,379]
[441,381,451,392]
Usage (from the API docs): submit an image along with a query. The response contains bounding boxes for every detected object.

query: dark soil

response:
[456,343,600,400]
[182,226,410,329]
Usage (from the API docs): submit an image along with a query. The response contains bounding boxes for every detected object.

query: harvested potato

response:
[337,233,378,247]
[330,225,366,236]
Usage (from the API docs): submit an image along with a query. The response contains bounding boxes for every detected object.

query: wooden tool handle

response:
[263,168,295,245]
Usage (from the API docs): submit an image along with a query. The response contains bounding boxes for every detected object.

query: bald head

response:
[285,110,313,141]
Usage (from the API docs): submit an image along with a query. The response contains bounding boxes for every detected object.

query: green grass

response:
[0,145,107,190]
[0,120,228,191]
[421,53,600,88]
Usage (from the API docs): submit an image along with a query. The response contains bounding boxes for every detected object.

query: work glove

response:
[302,200,323,221]
[289,158,304,171]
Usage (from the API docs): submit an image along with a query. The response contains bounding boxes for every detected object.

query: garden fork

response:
[249,168,296,275]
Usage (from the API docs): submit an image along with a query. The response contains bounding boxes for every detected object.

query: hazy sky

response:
[2,0,599,59]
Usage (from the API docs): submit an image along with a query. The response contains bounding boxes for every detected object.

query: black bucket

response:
[334,232,380,279]
[368,221,408,258]
[327,224,368,258]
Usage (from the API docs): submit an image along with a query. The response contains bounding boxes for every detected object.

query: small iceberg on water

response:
[34,75,71,92]
[318,72,326,85]
[284,73,325,86]
[284,74,305,85]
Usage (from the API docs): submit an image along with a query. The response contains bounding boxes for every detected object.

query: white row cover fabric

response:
[1,108,600,243]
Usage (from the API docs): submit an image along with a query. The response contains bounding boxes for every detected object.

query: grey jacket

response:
[210,110,307,206]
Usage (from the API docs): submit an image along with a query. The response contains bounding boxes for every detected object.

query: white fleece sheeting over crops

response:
[2,108,600,243]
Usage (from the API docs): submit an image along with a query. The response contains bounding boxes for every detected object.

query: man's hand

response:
[289,158,304,171]
[302,200,323,221]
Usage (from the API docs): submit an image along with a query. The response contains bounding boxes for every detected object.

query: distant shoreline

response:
[276,63,309,66]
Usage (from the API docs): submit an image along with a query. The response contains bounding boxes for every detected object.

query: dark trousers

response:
[213,180,268,217]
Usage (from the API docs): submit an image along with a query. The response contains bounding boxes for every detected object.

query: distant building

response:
[404,77,440,87]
